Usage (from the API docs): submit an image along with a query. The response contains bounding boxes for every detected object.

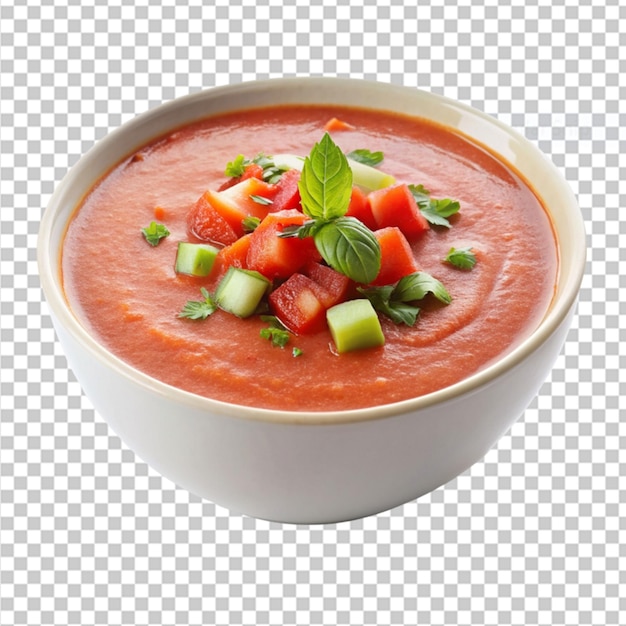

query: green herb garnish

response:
[444,246,477,270]
[280,133,381,284]
[242,215,261,233]
[292,347,303,357]
[179,287,218,320]
[358,271,451,325]
[252,154,290,184]
[225,154,247,177]
[249,194,273,206]
[224,153,289,184]
[259,315,291,348]
[357,285,421,326]
[393,271,452,304]
[409,184,461,228]
[141,221,170,246]
[346,149,384,167]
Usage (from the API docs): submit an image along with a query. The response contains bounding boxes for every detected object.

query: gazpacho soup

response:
[62,105,558,412]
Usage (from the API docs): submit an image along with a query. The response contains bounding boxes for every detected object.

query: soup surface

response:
[62,105,558,411]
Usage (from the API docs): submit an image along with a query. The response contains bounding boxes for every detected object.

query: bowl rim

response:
[37,76,586,426]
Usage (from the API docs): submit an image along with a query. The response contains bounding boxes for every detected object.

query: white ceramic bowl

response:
[38,78,586,524]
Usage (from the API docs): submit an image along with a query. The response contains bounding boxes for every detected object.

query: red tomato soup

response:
[62,105,558,411]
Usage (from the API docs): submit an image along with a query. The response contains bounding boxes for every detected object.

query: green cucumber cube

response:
[175,242,219,277]
[271,153,305,172]
[347,158,396,191]
[272,153,395,191]
[215,267,271,318]
[326,299,385,353]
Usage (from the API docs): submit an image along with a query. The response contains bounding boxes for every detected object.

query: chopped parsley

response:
[408,184,461,228]
[224,154,247,178]
[179,287,218,320]
[242,215,261,233]
[260,315,291,348]
[252,154,290,184]
[224,153,290,184]
[249,194,273,205]
[141,221,170,246]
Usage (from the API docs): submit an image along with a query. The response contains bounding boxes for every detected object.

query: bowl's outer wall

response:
[40,78,585,523]
[50,302,576,524]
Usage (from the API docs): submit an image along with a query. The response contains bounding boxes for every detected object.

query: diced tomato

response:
[269,273,327,334]
[302,261,353,308]
[220,178,278,207]
[323,117,355,132]
[218,163,264,191]
[368,183,430,239]
[371,227,419,286]
[204,177,279,239]
[214,233,252,277]
[246,209,320,280]
[199,188,248,238]
[270,168,301,212]
[187,191,239,246]
[345,186,376,230]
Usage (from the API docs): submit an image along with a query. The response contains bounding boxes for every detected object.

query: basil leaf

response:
[346,149,384,167]
[358,285,420,326]
[444,246,477,270]
[277,220,319,239]
[385,300,421,326]
[394,271,452,305]
[298,132,353,221]
[313,217,381,284]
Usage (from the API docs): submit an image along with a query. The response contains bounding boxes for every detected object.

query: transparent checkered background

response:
[1,0,624,624]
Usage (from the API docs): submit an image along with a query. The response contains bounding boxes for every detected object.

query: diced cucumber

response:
[175,242,219,277]
[347,158,396,191]
[272,153,395,191]
[326,299,385,353]
[214,267,271,318]
[271,153,306,172]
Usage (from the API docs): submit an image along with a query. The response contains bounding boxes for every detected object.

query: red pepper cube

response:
[269,273,327,334]
[218,177,278,218]
[246,209,320,280]
[323,117,355,132]
[200,188,248,238]
[205,177,278,238]
[345,186,376,230]
[368,183,430,239]
[271,168,302,212]
[371,227,420,286]
[187,191,239,246]
[214,232,252,279]
[302,261,353,308]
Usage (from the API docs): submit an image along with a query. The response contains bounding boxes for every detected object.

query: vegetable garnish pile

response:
[141,127,475,355]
